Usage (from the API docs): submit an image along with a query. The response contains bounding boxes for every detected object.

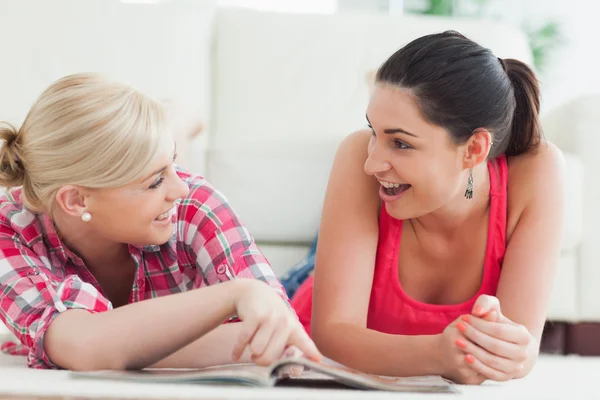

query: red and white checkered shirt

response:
[0,168,288,369]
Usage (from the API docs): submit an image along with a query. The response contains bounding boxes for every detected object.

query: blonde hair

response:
[0,73,170,213]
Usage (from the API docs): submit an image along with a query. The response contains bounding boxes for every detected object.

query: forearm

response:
[314,323,442,377]
[45,280,240,371]
[150,322,252,369]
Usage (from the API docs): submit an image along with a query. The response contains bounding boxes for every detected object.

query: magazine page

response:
[71,357,459,393]
[70,363,275,387]
[272,357,459,393]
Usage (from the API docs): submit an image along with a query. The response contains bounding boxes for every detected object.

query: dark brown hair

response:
[376,30,542,158]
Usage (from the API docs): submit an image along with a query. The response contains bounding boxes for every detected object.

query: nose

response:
[364,142,392,176]
[166,172,190,202]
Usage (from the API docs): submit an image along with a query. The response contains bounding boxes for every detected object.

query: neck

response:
[52,211,130,270]
[412,162,490,239]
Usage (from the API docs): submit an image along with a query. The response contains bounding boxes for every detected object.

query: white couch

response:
[0,0,593,331]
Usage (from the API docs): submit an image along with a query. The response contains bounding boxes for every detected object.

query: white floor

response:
[0,352,598,399]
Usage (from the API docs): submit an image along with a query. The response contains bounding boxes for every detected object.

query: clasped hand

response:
[440,295,537,384]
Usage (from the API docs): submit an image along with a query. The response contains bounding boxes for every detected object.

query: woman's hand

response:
[277,345,306,378]
[455,295,537,382]
[230,279,322,366]
[438,316,488,385]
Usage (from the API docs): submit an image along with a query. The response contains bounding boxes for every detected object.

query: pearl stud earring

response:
[81,212,92,222]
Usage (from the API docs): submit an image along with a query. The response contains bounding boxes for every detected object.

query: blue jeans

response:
[280,234,318,299]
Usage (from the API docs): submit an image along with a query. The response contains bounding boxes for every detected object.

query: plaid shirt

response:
[0,168,288,369]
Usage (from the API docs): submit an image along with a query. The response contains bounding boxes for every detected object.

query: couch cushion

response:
[561,152,583,252]
[256,243,311,278]
[206,138,342,244]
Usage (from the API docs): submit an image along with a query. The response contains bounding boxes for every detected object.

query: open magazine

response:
[70,356,459,393]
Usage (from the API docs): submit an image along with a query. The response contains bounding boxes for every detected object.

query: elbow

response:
[311,320,345,360]
[44,310,132,371]
[53,340,127,372]
[311,322,328,353]
[46,332,129,371]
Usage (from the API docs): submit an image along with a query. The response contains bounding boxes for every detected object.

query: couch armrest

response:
[543,95,600,321]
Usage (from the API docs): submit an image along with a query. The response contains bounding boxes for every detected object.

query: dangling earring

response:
[81,212,92,222]
[464,169,474,200]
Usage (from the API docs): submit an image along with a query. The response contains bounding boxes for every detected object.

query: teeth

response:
[379,181,402,189]
[156,208,172,220]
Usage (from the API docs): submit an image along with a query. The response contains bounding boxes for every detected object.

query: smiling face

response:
[82,144,190,246]
[364,85,469,220]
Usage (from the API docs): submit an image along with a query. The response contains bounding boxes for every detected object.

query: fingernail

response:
[461,314,470,322]
[465,354,476,365]
[284,348,296,357]
[457,322,467,333]
[473,306,485,315]
[455,338,467,349]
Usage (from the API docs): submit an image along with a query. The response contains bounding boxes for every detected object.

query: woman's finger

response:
[464,354,515,382]
[284,345,303,359]
[461,315,531,345]
[248,315,278,359]
[252,319,291,366]
[289,323,322,362]
[232,319,259,361]
[456,319,524,359]
[455,336,518,374]
[481,310,498,322]
[472,295,501,318]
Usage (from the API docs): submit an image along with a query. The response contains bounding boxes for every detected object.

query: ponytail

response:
[503,58,543,156]
[0,122,26,189]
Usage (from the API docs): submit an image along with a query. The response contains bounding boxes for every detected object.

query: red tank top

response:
[291,155,508,336]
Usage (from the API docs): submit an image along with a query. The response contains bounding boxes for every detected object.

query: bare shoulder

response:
[506,141,566,235]
[336,129,372,158]
[325,129,380,208]
[508,140,566,178]
[330,129,379,191]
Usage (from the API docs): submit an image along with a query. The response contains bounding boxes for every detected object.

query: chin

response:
[386,205,412,221]
[154,227,176,245]
[385,202,426,221]
[138,223,175,246]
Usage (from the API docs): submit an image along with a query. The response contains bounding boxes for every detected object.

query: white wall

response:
[450,0,600,115]
[217,0,336,14]
[532,0,600,115]
[338,0,600,116]
[482,0,600,115]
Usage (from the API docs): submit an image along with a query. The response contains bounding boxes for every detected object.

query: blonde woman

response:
[0,73,321,370]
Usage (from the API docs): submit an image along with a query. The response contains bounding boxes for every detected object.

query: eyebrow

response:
[142,142,177,182]
[366,114,417,137]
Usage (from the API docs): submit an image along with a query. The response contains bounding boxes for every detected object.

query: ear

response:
[463,128,492,169]
[55,185,91,218]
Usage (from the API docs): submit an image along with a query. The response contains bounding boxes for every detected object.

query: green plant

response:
[525,21,562,72]
[404,0,562,72]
